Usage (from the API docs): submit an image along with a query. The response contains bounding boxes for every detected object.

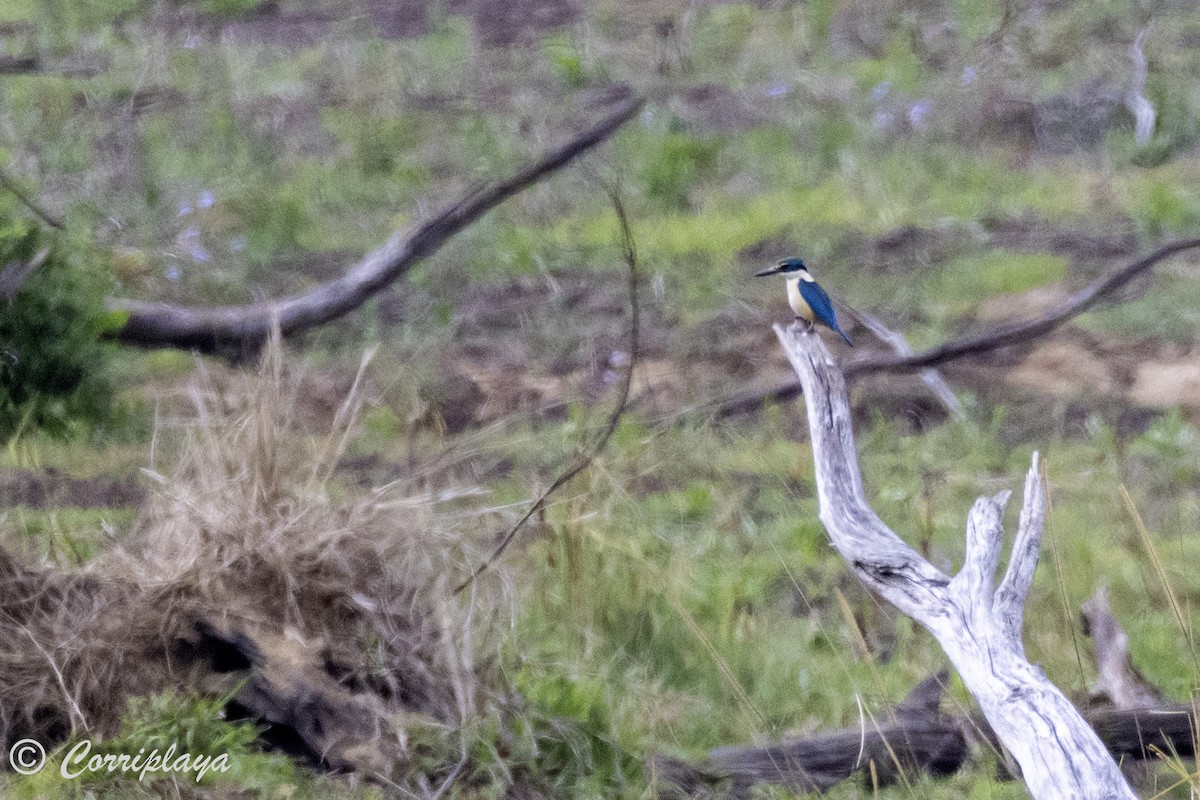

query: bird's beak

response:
[754,265,782,277]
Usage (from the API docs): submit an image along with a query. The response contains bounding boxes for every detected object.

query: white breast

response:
[786,277,814,321]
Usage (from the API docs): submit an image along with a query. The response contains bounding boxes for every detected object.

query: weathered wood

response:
[708,671,965,795]
[656,592,1200,797]
[773,320,1136,800]
[840,305,965,421]
[1082,586,1169,710]
[651,672,967,798]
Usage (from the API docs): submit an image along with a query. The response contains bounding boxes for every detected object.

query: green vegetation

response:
[0,215,120,442]
[3,0,1200,797]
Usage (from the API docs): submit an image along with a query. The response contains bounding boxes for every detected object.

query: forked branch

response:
[773,321,1135,800]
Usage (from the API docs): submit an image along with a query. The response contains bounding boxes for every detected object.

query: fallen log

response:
[654,588,1199,797]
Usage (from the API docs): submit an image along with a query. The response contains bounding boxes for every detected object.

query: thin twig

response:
[0,169,63,230]
[453,184,640,594]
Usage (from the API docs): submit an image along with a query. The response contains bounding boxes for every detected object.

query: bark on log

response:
[656,590,1200,797]
[705,671,965,796]
[773,320,1136,800]
[107,95,644,354]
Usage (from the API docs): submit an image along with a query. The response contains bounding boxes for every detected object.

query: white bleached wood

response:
[772,321,1136,800]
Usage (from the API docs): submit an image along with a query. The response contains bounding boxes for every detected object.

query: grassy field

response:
[5,0,1200,797]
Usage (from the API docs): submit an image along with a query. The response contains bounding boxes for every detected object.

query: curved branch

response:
[774,322,1135,799]
[844,237,1200,377]
[107,95,645,353]
[715,237,1200,419]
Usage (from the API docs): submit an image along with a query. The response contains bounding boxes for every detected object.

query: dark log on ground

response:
[654,588,1200,798]
[651,672,969,799]
[705,671,965,796]
[191,619,399,775]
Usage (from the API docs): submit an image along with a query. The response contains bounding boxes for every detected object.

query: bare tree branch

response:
[840,305,965,421]
[453,183,640,594]
[844,237,1200,376]
[1126,27,1156,147]
[773,321,1136,799]
[714,237,1200,418]
[1082,586,1169,710]
[107,95,645,353]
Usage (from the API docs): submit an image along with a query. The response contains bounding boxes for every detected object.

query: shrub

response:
[0,219,121,441]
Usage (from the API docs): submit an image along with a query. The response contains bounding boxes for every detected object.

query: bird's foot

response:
[793,316,816,333]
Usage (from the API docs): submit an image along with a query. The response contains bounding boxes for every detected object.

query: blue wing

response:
[798,280,853,346]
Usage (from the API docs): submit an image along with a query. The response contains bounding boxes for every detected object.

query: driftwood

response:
[107,94,644,354]
[772,320,1135,799]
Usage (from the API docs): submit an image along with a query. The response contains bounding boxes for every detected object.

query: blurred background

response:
[4,0,1200,797]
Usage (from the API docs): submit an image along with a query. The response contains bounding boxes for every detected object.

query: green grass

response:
[7,0,1200,796]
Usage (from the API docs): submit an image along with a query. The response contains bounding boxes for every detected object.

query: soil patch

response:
[0,468,144,509]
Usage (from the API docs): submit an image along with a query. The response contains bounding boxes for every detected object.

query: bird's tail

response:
[836,326,853,347]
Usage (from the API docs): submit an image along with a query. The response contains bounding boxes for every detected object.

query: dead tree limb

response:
[706,671,964,795]
[1126,27,1156,147]
[1082,586,1169,710]
[107,95,645,353]
[658,589,1200,797]
[0,169,63,230]
[840,305,965,421]
[843,237,1200,377]
[715,238,1200,418]
[774,320,1135,799]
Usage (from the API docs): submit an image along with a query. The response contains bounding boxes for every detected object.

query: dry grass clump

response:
[0,336,512,789]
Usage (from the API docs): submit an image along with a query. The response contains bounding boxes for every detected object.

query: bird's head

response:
[755,257,811,278]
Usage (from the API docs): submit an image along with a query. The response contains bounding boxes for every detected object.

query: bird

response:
[755,257,853,346]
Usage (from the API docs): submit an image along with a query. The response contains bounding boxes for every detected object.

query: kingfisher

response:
[755,257,853,346]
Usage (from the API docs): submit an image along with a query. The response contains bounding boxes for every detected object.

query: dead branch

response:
[658,588,1200,797]
[839,305,965,421]
[453,183,640,593]
[0,169,63,230]
[843,237,1200,376]
[704,671,964,795]
[1126,27,1155,147]
[107,95,645,354]
[714,238,1200,418]
[1082,586,1170,710]
[773,320,1135,799]
[0,248,50,301]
